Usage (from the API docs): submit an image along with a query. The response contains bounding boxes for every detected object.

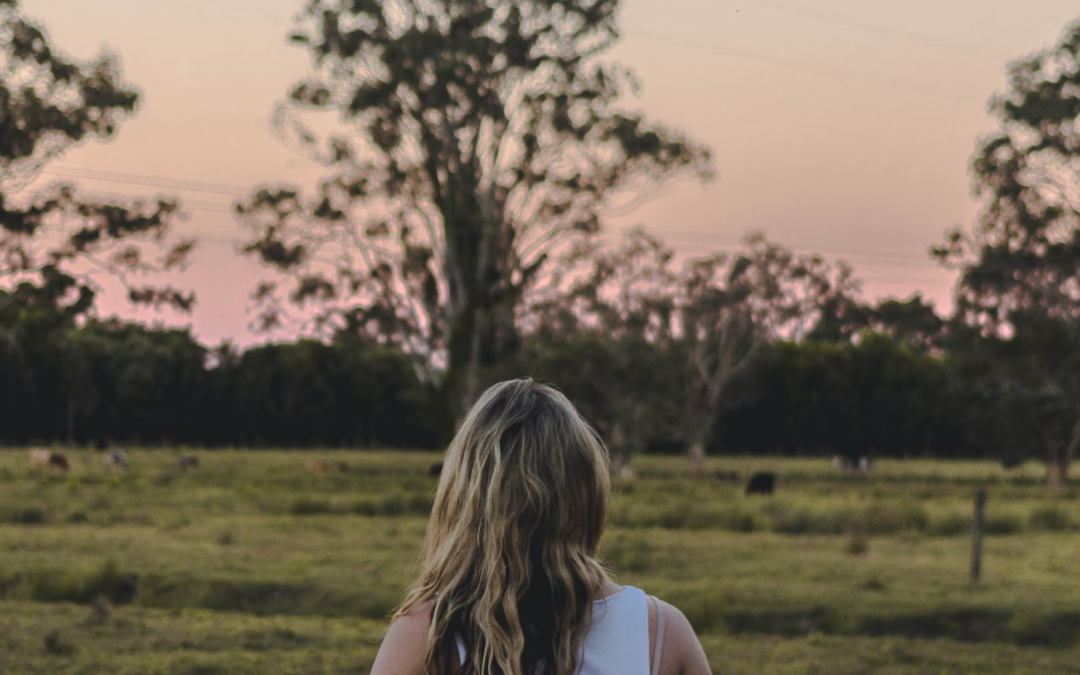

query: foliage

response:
[0,0,194,315]
[235,0,712,420]
[722,334,963,458]
[0,309,435,447]
[935,19,1080,485]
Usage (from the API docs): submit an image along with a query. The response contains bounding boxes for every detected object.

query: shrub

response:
[289,498,332,516]
[718,507,758,533]
[772,507,845,535]
[21,559,137,605]
[0,507,46,525]
[928,513,970,537]
[846,523,869,556]
[900,504,930,532]
[863,505,903,536]
[66,511,89,524]
[1029,505,1073,532]
[984,513,1023,535]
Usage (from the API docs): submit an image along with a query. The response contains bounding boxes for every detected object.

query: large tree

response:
[0,0,194,317]
[534,228,859,474]
[934,18,1080,487]
[675,234,860,474]
[236,0,712,419]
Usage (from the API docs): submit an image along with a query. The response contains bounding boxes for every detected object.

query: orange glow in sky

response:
[16,0,1080,345]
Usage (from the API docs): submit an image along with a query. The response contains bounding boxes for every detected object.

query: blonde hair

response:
[396,378,612,675]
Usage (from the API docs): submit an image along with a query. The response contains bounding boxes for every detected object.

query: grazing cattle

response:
[428,462,443,478]
[833,455,871,472]
[176,454,199,471]
[104,450,128,471]
[745,472,776,496]
[47,453,70,473]
[714,470,740,482]
[29,449,52,466]
[306,459,328,474]
[336,461,349,473]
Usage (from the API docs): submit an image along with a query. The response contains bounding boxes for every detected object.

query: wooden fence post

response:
[971,489,986,584]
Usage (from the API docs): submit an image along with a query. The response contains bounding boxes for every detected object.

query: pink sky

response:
[17,0,1080,346]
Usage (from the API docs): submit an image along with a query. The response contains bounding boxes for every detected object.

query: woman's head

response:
[398,378,611,675]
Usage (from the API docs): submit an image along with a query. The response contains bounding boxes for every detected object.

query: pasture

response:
[2,450,1080,674]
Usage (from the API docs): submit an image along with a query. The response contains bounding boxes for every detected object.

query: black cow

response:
[745,472,776,496]
[428,462,444,477]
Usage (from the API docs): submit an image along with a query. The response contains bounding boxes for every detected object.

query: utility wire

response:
[624,28,980,101]
[741,0,997,58]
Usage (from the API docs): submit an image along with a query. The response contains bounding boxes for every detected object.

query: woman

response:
[372,379,711,675]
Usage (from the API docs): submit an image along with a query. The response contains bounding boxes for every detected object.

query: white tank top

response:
[455,586,665,675]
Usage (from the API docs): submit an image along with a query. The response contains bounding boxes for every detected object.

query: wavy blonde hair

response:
[396,378,612,675]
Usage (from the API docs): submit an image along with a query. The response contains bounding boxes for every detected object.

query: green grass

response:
[2,449,1079,673]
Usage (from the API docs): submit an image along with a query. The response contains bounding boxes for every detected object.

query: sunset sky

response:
[17,0,1080,346]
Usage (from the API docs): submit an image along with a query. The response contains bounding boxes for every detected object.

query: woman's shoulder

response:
[370,601,433,675]
[647,594,711,675]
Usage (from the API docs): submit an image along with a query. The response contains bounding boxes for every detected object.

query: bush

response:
[1029,505,1073,532]
[0,506,46,525]
[846,521,869,555]
[66,511,89,524]
[771,506,845,535]
[928,513,970,537]
[984,513,1023,535]
[289,498,332,516]
[19,559,137,605]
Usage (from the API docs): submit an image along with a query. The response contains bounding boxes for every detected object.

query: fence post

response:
[971,489,986,584]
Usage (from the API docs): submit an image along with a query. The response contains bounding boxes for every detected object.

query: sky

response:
[15,0,1080,346]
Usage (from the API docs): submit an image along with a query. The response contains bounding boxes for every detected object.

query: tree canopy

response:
[935,18,1080,486]
[0,0,194,316]
[236,0,712,420]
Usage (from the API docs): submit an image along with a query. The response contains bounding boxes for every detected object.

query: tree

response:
[236,0,712,422]
[934,18,1080,487]
[0,0,194,316]
[518,228,683,466]
[677,234,860,474]
[532,228,859,473]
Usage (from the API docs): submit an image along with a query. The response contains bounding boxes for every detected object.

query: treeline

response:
[0,306,435,449]
[0,304,995,459]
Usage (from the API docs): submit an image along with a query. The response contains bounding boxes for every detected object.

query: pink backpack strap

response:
[648,595,666,675]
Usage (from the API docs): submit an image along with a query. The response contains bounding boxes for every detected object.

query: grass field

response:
[2,449,1079,674]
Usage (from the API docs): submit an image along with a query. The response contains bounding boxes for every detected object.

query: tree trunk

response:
[1047,458,1068,489]
[66,395,75,446]
[440,261,518,439]
[1048,418,1080,490]
[688,439,706,478]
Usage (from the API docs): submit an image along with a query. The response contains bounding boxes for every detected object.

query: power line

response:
[41,167,251,198]
[742,0,997,58]
[627,29,975,101]
[622,29,982,101]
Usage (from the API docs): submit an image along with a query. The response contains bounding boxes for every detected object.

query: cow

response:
[745,472,776,496]
[428,462,444,478]
[714,470,740,483]
[306,459,328,474]
[104,450,128,471]
[29,449,52,466]
[176,454,199,471]
[336,461,349,473]
[833,455,871,472]
[46,453,70,473]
